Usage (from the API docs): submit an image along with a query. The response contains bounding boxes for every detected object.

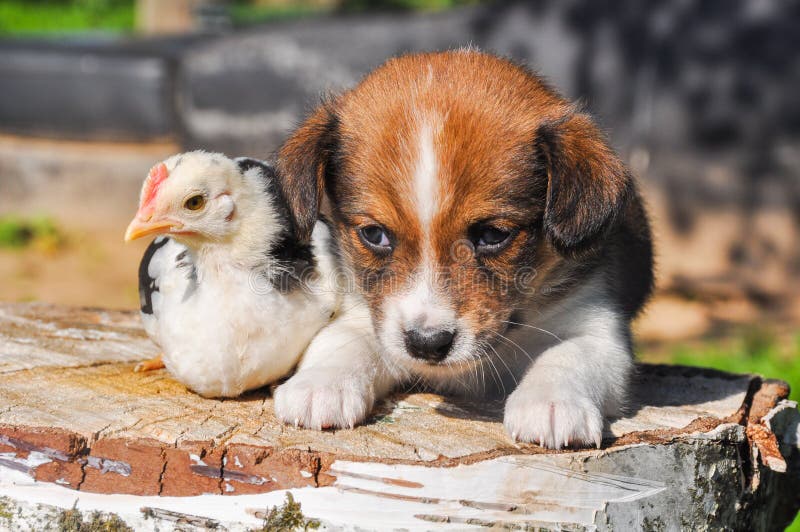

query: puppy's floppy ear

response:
[277,102,338,243]
[535,111,631,254]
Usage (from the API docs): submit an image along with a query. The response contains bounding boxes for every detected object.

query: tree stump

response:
[0,302,798,530]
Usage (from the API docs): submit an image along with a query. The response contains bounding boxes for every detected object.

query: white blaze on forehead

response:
[390,119,455,331]
[413,121,439,229]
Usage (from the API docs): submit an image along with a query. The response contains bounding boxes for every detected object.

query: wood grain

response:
[0,302,788,497]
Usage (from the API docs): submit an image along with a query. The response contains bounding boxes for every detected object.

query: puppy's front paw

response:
[273,367,375,430]
[504,386,603,450]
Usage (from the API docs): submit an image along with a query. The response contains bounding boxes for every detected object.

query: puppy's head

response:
[278,51,632,376]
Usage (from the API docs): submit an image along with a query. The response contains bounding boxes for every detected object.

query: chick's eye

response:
[184,195,206,211]
[358,225,391,252]
[471,224,514,253]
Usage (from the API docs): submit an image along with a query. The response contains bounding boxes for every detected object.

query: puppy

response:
[273,50,653,449]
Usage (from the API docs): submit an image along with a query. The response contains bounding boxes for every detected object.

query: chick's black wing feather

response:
[138,236,170,315]
[235,157,293,232]
[236,156,317,292]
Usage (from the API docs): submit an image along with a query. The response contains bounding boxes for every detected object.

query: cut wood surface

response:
[0,302,798,530]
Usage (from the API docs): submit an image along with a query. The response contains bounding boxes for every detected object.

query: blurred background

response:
[0,0,798,507]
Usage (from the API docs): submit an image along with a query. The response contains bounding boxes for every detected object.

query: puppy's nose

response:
[404,328,456,362]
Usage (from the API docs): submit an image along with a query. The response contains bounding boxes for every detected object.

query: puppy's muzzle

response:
[403,327,456,362]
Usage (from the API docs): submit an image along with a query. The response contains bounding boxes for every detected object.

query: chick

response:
[124,151,339,397]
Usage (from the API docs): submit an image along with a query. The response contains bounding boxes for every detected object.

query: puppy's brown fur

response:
[280,51,650,325]
[275,50,653,448]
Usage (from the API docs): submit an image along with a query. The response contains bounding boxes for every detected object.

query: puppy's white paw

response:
[504,386,603,450]
[273,367,375,430]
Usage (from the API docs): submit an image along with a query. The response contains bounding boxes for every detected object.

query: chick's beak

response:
[124,216,180,242]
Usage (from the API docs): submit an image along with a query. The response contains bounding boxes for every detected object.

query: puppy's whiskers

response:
[490,330,537,366]
[477,341,506,396]
[500,320,563,342]
[487,338,518,388]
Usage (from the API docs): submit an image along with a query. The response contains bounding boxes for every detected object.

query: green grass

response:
[655,328,800,402]
[0,0,482,35]
[0,215,63,251]
[0,0,134,35]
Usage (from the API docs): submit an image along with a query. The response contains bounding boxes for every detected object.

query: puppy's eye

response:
[471,224,514,254]
[358,225,392,253]
[184,195,206,211]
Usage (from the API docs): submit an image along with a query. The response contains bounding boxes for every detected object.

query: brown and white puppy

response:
[273,50,653,449]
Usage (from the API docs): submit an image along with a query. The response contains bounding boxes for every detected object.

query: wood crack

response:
[218,447,227,495]
[156,448,168,496]
[311,455,322,487]
[215,423,241,447]
[75,460,87,491]
[89,422,113,445]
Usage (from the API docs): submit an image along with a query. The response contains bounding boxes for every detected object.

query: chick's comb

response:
[140,162,169,214]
